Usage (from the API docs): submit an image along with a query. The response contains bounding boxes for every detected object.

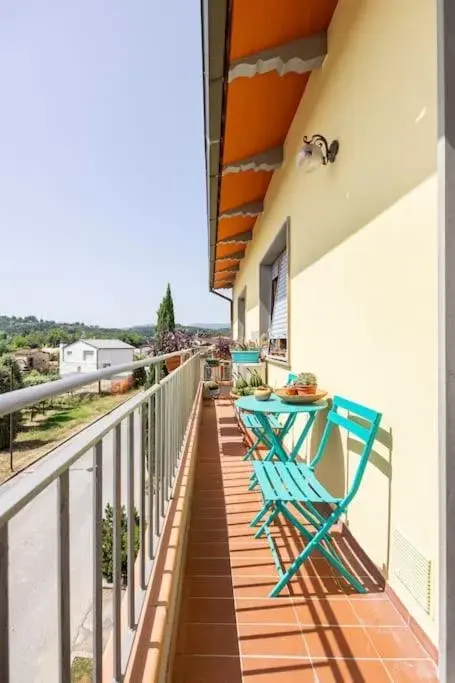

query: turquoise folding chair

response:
[250,395,382,597]
[241,373,297,461]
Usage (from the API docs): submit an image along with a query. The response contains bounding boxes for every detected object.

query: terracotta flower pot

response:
[286,387,298,396]
[165,356,181,373]
[297,386,317,395]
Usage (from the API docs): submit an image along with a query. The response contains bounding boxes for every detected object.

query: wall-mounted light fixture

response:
[296,134,339,173]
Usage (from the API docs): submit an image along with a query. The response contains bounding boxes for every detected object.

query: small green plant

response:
[248,369,263,388]
[133,365,147,388]
[232,339,260,351]
[101,503,140,585]
[295,372,318,391]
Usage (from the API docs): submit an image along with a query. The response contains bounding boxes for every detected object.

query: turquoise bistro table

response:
[235,394,328,489]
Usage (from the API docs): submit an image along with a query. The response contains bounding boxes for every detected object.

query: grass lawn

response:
[0,390,138,484]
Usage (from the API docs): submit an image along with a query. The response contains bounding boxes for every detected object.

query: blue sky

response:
[0,1,229,327]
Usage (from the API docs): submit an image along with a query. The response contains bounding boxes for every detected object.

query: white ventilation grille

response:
[392,529,432,615]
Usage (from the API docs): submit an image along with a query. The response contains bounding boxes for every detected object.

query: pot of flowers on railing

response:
[153,329,194,373]
[231,340,260,364]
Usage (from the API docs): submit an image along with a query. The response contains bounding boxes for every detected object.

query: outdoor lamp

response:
[296,134,339,172]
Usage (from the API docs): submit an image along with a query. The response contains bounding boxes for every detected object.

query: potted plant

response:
[231,340,261,364]
[204,380,220,399]
[153,330,194,373]
[294,372,318,395]
[254,385,272,401]
[213,336,231,359]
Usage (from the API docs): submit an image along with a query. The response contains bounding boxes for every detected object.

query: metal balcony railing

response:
[0,349,201,683]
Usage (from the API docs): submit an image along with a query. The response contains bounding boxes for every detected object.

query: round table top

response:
[235,394,328,415]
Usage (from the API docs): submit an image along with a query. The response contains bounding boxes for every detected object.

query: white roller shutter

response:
[269,250,287,339]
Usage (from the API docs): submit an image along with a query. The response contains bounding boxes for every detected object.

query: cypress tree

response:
[156,283,175,338]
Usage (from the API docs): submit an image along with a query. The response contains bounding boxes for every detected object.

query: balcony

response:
[0,357,439,682]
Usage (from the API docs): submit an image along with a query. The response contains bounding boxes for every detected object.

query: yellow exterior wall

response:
[233,0,438,640]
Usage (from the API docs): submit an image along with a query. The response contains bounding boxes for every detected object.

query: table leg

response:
[248,414,296,490]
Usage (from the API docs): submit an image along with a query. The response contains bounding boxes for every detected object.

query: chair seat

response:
[253,462,341,505]
[241,413,282,431]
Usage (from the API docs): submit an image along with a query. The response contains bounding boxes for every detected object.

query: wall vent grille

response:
[392,528,432,615]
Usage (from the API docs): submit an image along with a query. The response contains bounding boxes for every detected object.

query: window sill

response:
[265,355,291,370]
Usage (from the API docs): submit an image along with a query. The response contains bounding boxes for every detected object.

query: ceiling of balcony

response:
[204,0,339,290]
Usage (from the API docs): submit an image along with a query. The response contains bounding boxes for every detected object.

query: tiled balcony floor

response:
[171,398,438,683]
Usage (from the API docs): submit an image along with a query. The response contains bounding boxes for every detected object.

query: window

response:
[83,350,95,361]
[66,350,72,357]
[268,250,288,358]
[259,218,289,362]
[102,362,111,369]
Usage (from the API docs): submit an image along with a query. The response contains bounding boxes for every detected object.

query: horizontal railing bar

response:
[0,354,201,527]
[0,348,195,418]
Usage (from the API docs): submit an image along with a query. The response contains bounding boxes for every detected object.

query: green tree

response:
[156,283,175,338]
[0,356,23,450]
[101,503,140,584]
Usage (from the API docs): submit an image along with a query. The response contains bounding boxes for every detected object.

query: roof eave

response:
[201,0,230,291]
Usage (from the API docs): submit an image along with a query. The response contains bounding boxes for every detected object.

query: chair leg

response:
[254,504,280,539]
[243,437,260,461]
[273,503,367,595]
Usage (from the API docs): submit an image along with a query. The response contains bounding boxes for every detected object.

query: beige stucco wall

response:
[232,0,438,641]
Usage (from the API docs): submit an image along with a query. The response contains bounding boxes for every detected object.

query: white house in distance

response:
[59,339,135,391]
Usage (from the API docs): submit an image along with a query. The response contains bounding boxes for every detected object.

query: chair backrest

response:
[312,395,382,504]
[286,372,298,386]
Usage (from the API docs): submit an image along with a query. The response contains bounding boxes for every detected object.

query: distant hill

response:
[185,323,229,330]
[0,315,230,351]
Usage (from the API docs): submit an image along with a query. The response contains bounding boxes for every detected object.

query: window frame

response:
[259,218,290,365]
[236,288,246,342]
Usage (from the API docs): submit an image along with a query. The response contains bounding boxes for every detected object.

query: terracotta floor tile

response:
[231,563,277,577]
[231,557,281,572]
[307,597,360,627]
[185,557,232,576]
[227,512,260,525]
[366,627,430,659]
[183,576,234,599]
[302,625,377,659]
[226,496,262,506]
[313,658,391,682]
[233,576,290,599]
[190,517,231,530]
[187,542,230,559]
[235,597,298,624]
[351,597,406,627]
[191,509,228,520]
[383,659,439,682]
[288,576,346,598]
[177,623,240,655]
[239,623,307,657]
[241,657,316,682]
[173,655,243,683]
[189,528,230,543]
[181,597,237,624]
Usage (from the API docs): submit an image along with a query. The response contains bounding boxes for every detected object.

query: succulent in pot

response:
[248,369,264,388]
[295,372,318,395]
